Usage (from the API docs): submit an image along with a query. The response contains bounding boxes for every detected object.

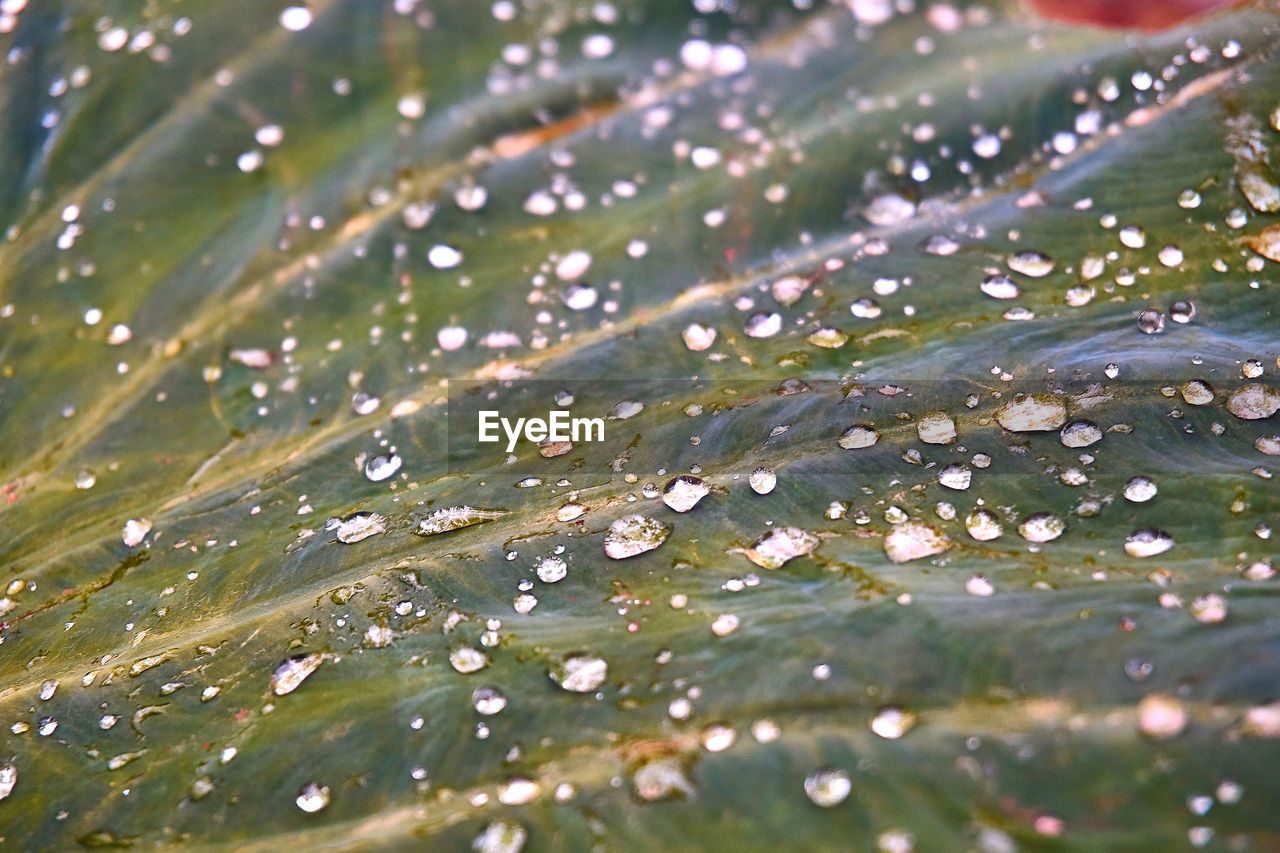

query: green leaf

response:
[1,0,1279,849]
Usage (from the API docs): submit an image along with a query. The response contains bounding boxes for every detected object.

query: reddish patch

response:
[724,248,737,263]
[234,708,252,722]
[1024,0,1249,30]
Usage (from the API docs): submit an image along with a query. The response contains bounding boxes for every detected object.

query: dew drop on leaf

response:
[604,515,671,559]
[804,768,851,807]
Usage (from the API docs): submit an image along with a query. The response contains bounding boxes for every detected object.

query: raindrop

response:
[884,521,949,563]
[295,782,330,813]
[749,467,777,494]
[1007,251,1054,277]
[938,464,971,490]
[473,686,507,715]
[745,312,782,338]
[1169,300,1196,323]
[450,647,488,674]
[917,412,956,444]
[122,518,152,547]
[804,768,851,807]
[1137,310,1165,335]
[1138,694,1186,739]
[1181,379,1215,405]
[744,527,820,569]
[1060,419,1102,448]
[838,424,879,449]
[870,707,916,739]
[965,508,1002,541]
[980,274,1019,299]
[280,6,313,31]
[604,515,671,559]
[1225,383,1280,420]
[1123,476,1158,503]
[472,819,527,853]
[863,193,915,226]
[1125,528,1174,557]
[535,556,567,583]
[334,513,385,543]
[550,653,608,692]
[364,454,402,482]
[662,476,710,512]
[271,653,324,696]
[1018,512,1065,543]
[996,394,1067,432]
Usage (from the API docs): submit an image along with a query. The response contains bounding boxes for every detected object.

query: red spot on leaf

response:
[1024,0,1249,30]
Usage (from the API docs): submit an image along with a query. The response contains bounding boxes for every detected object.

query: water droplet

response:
[863,193,915,226]
[472,685,507,715]
[1018,512,1065,543]
[279,6,313,31]
[996,394,1067,432]
[745,312,782,338]
[965,508,1002,541]
[122,518,152,547]
[917,412,956,444]
[871,707,916,739]
[295,782,330,812]
[450,647,488,674]
[1138,310,1165,334]
[535,556,567,583]
[472,819,527,853]
[364,454,402,482]
[701,723,736,752]
[771,276,808,306]
[271,653,324,696]
[979,274,1020,299]
[850,297,882,319]
[1191,594,1227,624]
[1060,419,1102,448]
[1138,694,1186,739]
[804,768,851,807]
[807,327,848,348]
[838,424,879,449]
[1181,379,1215,406]
[1007,251,1054,277]
[938,464,971,490]
[555,250,591,281]
[550,653,608,692]
[604,515,671,559]
[1125,528,1174,557]
[1123,476,1158,503]
[334,513,385,543]
[633,757,696,801]
[1226,383,1280,420]
[1178,189,1201,209]
[418,506,506,535]
[0,765,15,801]
[662,476,710,512]
[681,323,716,351]
[884,521,949,563]
[428,245,462,269]
[748,467,777,494]
[1119,225,1146,249]
[972,133,1001,158]
[744,527,820,569]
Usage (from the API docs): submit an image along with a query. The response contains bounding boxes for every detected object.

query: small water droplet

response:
[804,768,851,807]
[748,467,777,494]
[364,454,402,482]
[662,476,710,512]
[604,515,671,559]
[744,527,819,569]
[549,653,608,692]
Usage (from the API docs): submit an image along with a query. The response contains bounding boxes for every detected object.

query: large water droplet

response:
[744,527,820,569]
[838,424,879,449]
[917,412,956,444]
[965,508,1002,541]
[550,653,608,692]
[418,506,506,535]
[1018,512,1065,543]
[295,782,330,813]
[748,467,777,494]
[364,454,402,482]
[804,768,852,807]
[1226,383,1280,420]
[662,476,710,512]
[604,515,671,559]
[996,394,1067,432]
[884,521,949,563]
[334,513,385,543]
[271,653,324,696]
[1125,528,1174,557]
